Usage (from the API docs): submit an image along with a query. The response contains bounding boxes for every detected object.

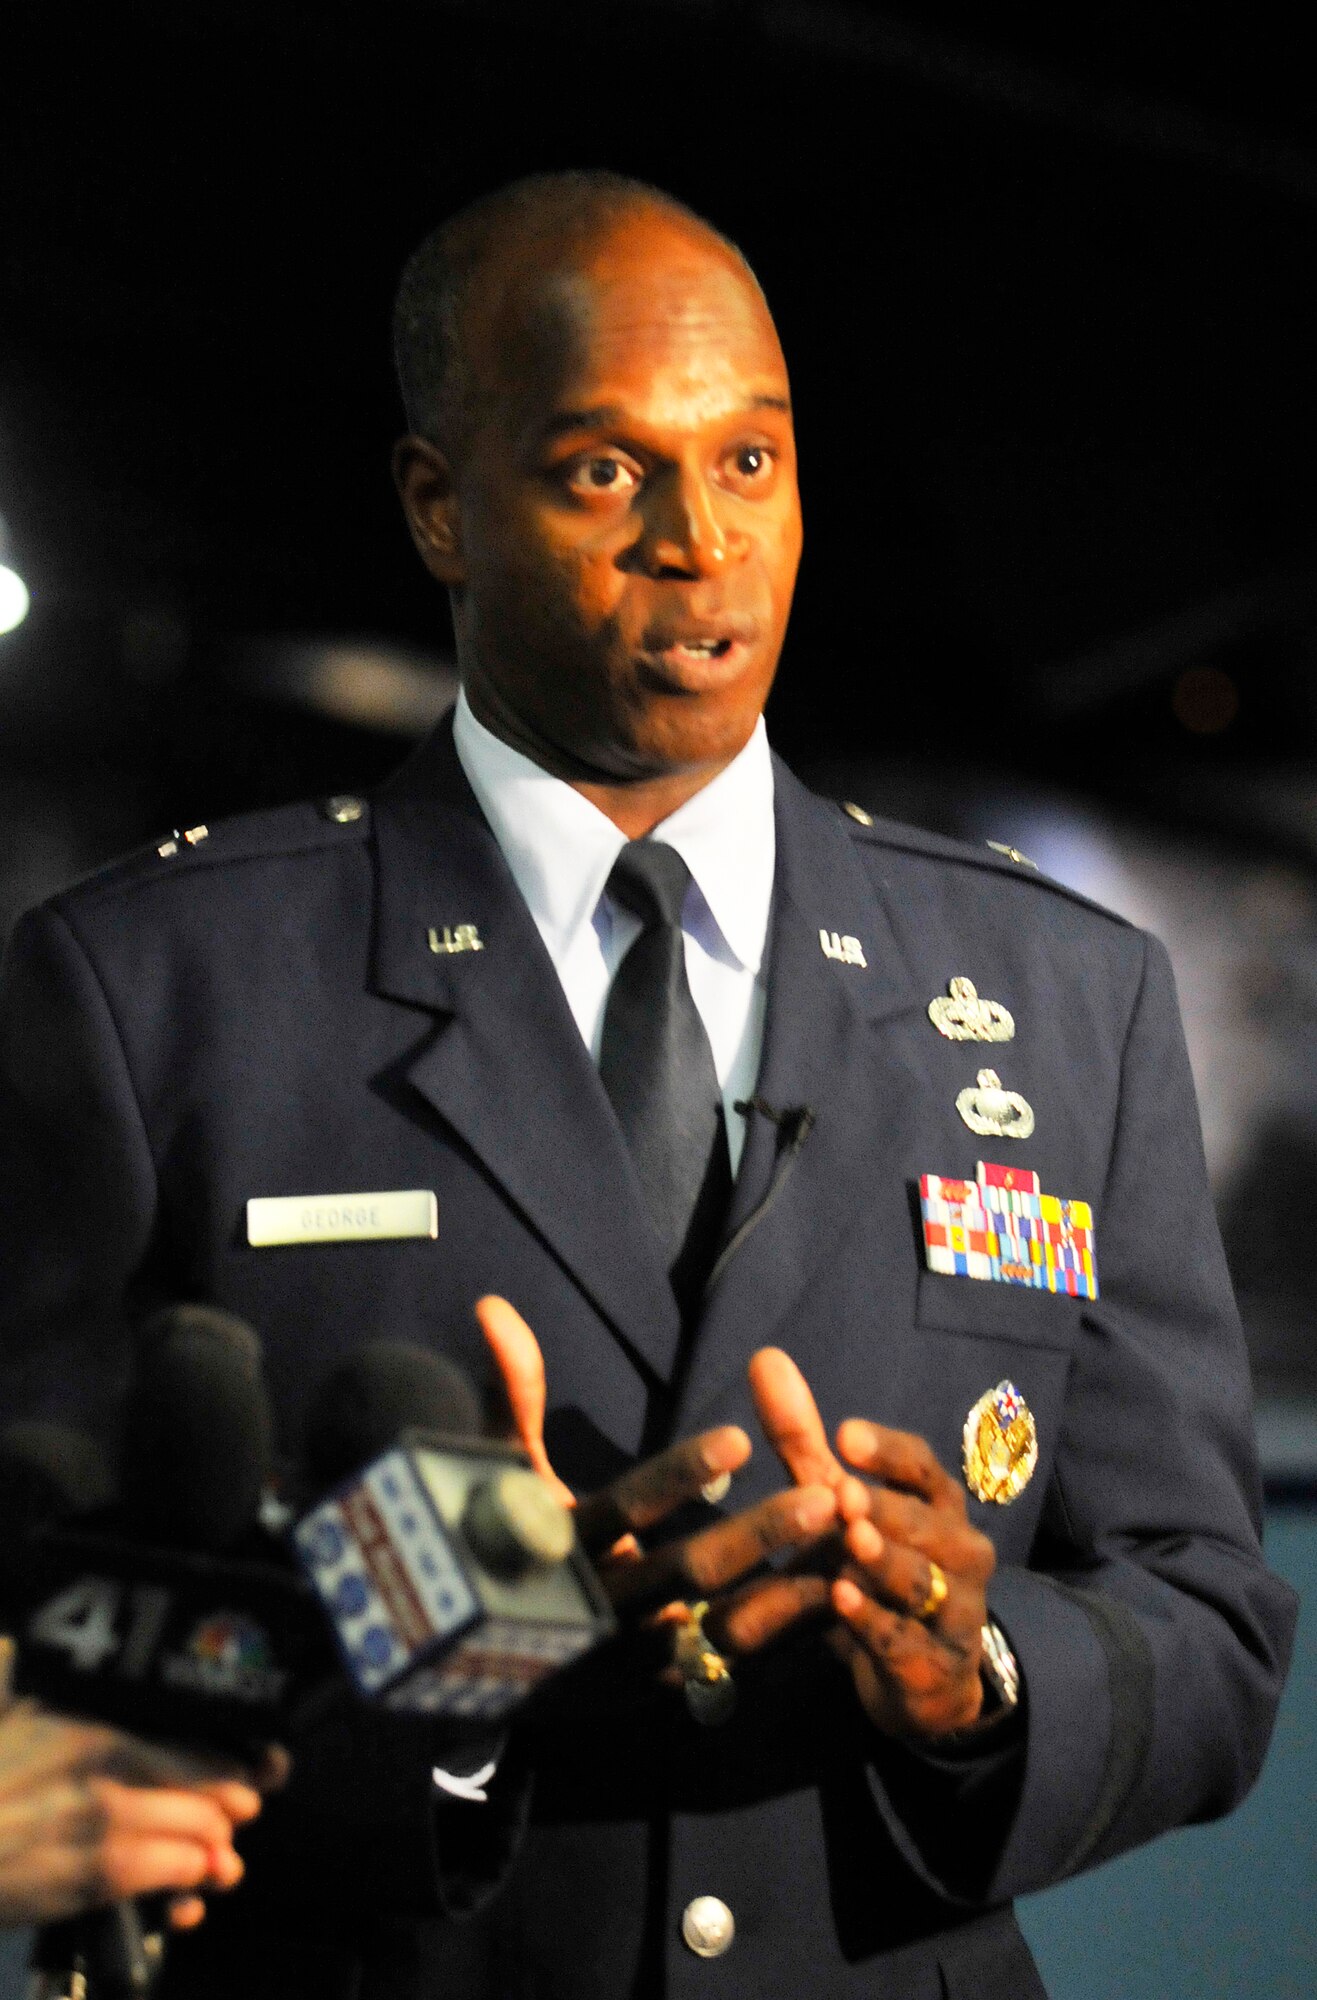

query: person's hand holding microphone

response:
[0,1636,272,1932]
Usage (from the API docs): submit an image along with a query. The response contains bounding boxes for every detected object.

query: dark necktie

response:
[599,841,731,1309]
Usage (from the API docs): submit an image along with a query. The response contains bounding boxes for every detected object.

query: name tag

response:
[246,1190,438,1248]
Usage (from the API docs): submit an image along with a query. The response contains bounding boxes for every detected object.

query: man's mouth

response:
[635,632,754,693]
[667,638,733,663]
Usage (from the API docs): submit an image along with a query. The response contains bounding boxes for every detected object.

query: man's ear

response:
[392,435,466,586]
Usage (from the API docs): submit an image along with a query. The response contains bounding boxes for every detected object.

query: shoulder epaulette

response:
[57,794,372,908]
[834,799,1134,929]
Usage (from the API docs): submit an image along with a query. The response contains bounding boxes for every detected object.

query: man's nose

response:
[641,466,747,579]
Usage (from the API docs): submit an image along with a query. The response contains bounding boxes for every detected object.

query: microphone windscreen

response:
[0,1421,114,1607]
[120,1304,274,1552]
[302,1340,482,1491]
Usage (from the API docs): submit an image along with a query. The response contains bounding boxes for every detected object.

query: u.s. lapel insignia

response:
[929,978,1014,1044]
[819,929,867,967]
[919,1160,1099,1296]
[963,1380,1038,1504]
[956,1068,1034,1139]
[428,923,484,955]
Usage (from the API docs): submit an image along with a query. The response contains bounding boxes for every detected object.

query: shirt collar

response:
[452,689,775,974]
[650,720,775,975]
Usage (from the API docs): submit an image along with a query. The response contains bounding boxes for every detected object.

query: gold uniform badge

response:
[963,1380,1038,1504]
[928,977,1015,1044]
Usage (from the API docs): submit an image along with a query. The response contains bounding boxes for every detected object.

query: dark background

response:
[3,2,1316,832]
[3,0,1317,1409]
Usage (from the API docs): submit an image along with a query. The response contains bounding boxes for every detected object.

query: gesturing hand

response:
[748,1350,997,1740]
[476,1298,838,1667]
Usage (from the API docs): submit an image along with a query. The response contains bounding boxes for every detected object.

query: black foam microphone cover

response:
[0,1419,115,1528]
[0,1420,115,1610]
[119,1303,274,1552]
[302,1338,483,1491]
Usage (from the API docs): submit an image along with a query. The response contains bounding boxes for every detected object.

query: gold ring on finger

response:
[914,1559,949,1622]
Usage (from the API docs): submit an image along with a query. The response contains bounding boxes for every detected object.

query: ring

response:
[914,1560,949,1622]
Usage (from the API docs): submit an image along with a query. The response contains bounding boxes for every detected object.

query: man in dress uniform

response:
[0,171,1297,1998]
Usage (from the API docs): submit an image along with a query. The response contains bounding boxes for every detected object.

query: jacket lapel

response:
[677,764,923,1428]
[370,725,683,1383]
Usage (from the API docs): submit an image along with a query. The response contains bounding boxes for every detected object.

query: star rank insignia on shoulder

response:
[986,840,1038,868]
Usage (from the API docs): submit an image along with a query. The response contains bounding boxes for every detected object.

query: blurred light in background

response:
[0,516,29,636]
[228,635,458,736]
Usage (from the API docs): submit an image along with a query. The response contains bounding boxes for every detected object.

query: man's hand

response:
[573,1424,838,1662]
[749,1349,997,1740]
[0,1694,272,1930]
[476,1298,839,1666]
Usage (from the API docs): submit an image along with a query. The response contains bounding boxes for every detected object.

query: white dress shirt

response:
[452,689,775,1173]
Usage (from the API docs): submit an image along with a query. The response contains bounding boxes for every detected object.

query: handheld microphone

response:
[0,1424,169,2000]
[10,1308,337,1751]
[13,1326,612,1740]
[9,1314,341,1999]
[0,1420,115,1617]
[300,1337,482,1493]
[7,1326,613,1994]
[293,1341,614,1725]
[119,1304,274,1551]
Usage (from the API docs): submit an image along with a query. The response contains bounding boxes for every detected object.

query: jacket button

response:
[681,1896,735,1958]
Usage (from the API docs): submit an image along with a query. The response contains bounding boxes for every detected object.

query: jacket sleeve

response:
[870,928,1297,1902]
[0,904,160,1431]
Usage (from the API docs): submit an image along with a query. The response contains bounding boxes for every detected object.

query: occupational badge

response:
[919,1160,1098,1297]
[956,1068,1034,1140]
[928,977,1015,1044]
[963,1380,1038,1504]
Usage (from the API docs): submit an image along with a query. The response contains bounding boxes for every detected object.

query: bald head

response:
[393,171,762,460]
[391,172,799,836]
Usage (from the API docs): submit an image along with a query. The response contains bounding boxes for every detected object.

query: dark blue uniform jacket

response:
[0,722,1296,1999]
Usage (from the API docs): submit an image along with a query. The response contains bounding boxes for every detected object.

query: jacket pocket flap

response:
[915,1267,1082,1351]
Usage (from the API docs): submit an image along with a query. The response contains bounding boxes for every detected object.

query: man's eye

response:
[567,456,639,496]
[724,445,776,485]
